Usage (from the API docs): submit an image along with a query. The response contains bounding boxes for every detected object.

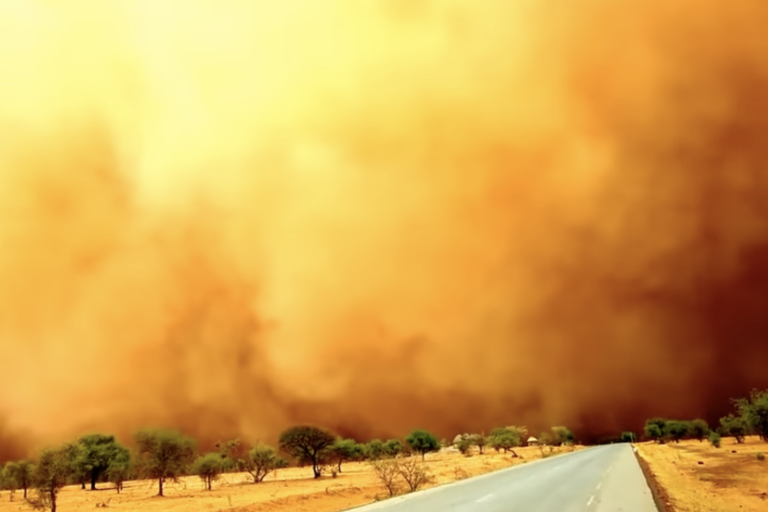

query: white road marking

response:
[476,494,494,503]
[596,482,602,490]
[587,495,595,506]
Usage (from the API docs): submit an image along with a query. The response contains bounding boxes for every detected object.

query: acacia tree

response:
[405,430,440,461]
[383,439,403,458]
[30,443,80,512]
[192,453,223,490]
[473,435,487,454]
[551,426,575,445]
[329,439,359,473]
[278,426,335,479]
[720,414,747,443]
[75,434,130,490]
[644,418,667,443]
[5,460,34,498]
[104,449,131,494]
[664,420,690,443]
[241,444,288,483]
[134,429,195,496]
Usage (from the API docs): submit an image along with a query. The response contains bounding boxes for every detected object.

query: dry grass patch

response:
[636,436,768,512]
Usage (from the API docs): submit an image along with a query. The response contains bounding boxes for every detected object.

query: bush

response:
[370,459,400,497]
[397,457,433,492]
[456,438,472,455]
[688,419,709,442]
[708,431,721,448]
[383,439,403,458]
[757,452,765,461]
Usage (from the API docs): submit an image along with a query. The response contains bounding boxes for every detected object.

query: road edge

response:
[631,444,675,512]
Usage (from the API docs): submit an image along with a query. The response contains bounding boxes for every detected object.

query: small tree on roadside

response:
[488,428,521,455]
[620,432,637,443]
[456,438,473,455]
[242,444,288,483]
[134,429,195,497]
[192,453,223,490]
[383,439,403,458]
[279,426,335,479]
[644,418,667,443]
[5,460,34,498]
[397,457,433,492]
[719,414,747,443]
[370,459,400,497]
[708,431,721,448]
[735,389,768,441]
[405,430,440,461]
[688,419,709,442]
[551,426,575,446]
[29,443,80,512]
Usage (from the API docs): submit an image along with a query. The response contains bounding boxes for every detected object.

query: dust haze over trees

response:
[2,0,768,451]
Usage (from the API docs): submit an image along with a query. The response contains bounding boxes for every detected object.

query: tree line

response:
[0,422,575,511]
[627,388,768,448]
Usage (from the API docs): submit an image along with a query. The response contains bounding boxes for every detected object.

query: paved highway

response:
[353,444,657,512]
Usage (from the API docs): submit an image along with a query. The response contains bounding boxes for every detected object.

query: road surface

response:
[352,444,657,512]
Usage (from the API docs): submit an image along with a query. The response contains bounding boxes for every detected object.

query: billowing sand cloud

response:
[1,0,768,455]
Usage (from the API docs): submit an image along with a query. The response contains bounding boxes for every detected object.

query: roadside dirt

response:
[635,436,768,512]
[0,445,579,512]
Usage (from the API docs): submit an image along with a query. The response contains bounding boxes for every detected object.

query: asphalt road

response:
[353,444,658,512]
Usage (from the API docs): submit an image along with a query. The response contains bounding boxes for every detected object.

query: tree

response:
[370,459,400,497]
[708,431,721,448]
[215,438,246,473]
[192,453,223,490]
[644,418,667,443]
[405,430,440,461]
[134,429,195,496]
[620,432,637,443]
[688,419,709,442]
[456,438,473,455]
[551,426,575,445]
[363,439,385,460]
[29,443,80,512]
[4,460,34,498]
[664,420,690,443]
[488,428,521,454]
[242,444,288,483]
[397,457,433,492]
[75,434,130,490]
[472,434,487,454]
[719,413,747,443]
[278,425,335,479]
[329,439,359,473]
[735,389,768,441]
[104,450,131,494]
[383,439,403,458]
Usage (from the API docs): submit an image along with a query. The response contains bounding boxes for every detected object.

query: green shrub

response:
[708,431,721,448]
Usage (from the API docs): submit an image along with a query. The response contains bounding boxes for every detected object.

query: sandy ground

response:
[0,445,578,512]
[636,436,768,512]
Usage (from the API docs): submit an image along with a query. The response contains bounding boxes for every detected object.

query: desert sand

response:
[636,436,768,512]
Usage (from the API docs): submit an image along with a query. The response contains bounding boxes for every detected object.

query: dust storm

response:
[1,0,768,457]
